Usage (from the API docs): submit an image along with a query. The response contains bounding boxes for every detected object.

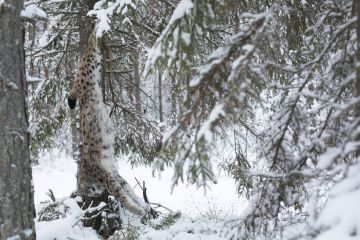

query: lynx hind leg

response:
[106,174,147,216]
[115,174,149,211]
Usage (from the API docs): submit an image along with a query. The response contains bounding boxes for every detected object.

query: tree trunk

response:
[78,1,96,56]
[158,73,163,122]
[72,0,96,162]
[355,0,360,156]
[0,0,36,239]
[74,0,97,189]
[356,0,360,97]
[133,47,142,112]
[170,72,177,125]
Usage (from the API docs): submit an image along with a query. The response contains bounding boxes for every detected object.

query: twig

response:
[135,177,160,219]
[46,189,56,202]
[149,202,173,213]
[135,177,149,204]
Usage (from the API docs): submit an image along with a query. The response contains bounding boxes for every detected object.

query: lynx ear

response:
[68,96,76,109]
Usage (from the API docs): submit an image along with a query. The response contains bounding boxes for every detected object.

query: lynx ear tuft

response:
[68,96,77,109]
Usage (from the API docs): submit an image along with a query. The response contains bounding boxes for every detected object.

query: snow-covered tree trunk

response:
[68,33,149,218]
[0,0,36,239]
[72,0,96,163]
[356,0,360,156]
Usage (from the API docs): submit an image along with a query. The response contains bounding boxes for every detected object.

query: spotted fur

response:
[68,35,148,217]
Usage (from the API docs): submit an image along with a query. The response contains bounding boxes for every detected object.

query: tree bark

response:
[170,72,177,125]
[78,0,97,56]
[74,0,97,189]
[158,73,163,122]
[355,0,360,156]
[72,0,96,162]
[0,0,36,239]
[356,0,360,96]
[133,47,142,112]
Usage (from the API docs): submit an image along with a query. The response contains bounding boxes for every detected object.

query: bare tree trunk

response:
[355,0,360,157]
[354,0,360,158]
[0,0,36,239]
[170,72,177,125]
[78,2,96,56]
[158,73,163,122]
[356,0,360,98]
[133,47,142,112]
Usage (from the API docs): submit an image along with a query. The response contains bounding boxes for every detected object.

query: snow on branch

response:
[88,0,136,37]
[21,4,47,20]
[158,6,275,190]
[143,0,197,75]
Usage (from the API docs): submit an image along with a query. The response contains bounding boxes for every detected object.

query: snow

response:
[21,4,47,19]
[315,187,360,240]
[313,163,360,240]
[317,148,341,170]
[197,102,224,142]
[181,32,191,46]
[36,199,99,240]
[33,149,244,239]
[318,142,360,170]
[7,235,21,240]
[33,149,244,215]
[168,0,193,25]
[189,46,230,87]
[144,0,194,75]
[88,0,136,37]
[6,82,18,90]
[23,229,33,238]
[26,75,44,82]
[140,217,225,240]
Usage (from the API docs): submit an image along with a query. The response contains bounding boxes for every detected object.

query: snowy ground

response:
[32,149,246,239]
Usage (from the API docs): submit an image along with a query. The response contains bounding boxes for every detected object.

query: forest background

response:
[1,0,360,239]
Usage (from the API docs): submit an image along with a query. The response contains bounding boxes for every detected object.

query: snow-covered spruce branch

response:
[157,7,277,189]
[166,14,269,139]
[224,1,359,238]
[144,0,214,76]
[264,17,357,74]
[88,0,136,37]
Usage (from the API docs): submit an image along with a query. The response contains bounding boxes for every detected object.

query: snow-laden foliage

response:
[157,6,274,189]
[88,0,136,37]
[21,4,47,20]
[23,0,360,239]
[144,0,196,74]
[24,0,165,163]
[146,0,360,239]
[24,0,81,158]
